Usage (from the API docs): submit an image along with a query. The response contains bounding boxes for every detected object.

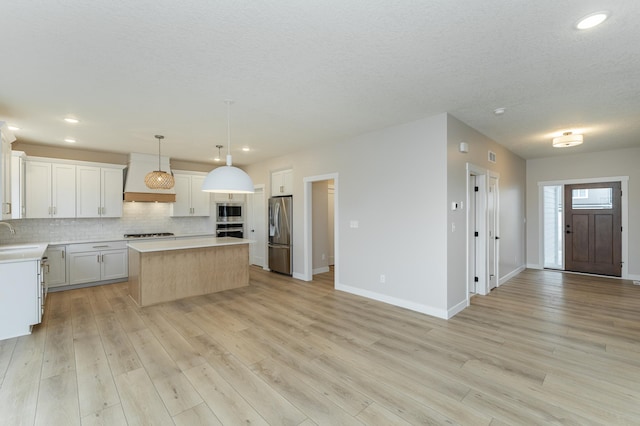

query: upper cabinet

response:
[213,192,245,202]
[25,157,124,219]
[0,123,16,219]
[170,171,210,217]
[25,160,76,218]
[271,169,293,196]
[11,151,26,219]
[76,165,125,218]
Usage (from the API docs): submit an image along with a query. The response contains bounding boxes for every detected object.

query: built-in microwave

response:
[216,203,243,222]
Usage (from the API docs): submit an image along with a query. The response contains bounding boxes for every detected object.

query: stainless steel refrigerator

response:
[268,195,292,275]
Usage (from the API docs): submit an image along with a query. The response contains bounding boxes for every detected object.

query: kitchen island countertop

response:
[127,236,252,253]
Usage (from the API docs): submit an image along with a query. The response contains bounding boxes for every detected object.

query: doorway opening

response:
[246,184,267,269]
[541,177,627,277]
[302,173,338,287]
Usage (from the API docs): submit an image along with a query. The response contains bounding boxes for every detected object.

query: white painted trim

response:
[335,283,449,319]
[313,266,330,275]
[628,274,640,281]
[302,173,339,284]
[537,176,629,279]
[499,265,525,285]
[447,299,468,319]
[527,263,543,269]
[292,272,306,280]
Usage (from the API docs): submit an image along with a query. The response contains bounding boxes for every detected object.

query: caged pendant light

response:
[201,100,254,193]
[145,135,175,189]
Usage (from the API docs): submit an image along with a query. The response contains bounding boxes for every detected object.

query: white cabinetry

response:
[0,259,43,340]
[76,165,124,218]
[11,151,26,219]
[170,171,210,217]
[67,241,128,285]
[44,245,67,288]
[0,122,16,219]
[25,160,76,218]
[271,169,293,196]
[213,192,246,202]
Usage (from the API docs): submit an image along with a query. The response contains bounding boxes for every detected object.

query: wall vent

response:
[488,150,497,163]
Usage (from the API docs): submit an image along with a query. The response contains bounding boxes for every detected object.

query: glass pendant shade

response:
[145,170,175,189]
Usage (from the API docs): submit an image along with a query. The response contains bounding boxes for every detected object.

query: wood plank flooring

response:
[1,267,639,425]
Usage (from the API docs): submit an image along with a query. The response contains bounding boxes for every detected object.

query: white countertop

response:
[0,243,48,264]
[127,237,253,253]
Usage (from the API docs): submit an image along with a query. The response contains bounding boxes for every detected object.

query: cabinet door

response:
[190,175,210,216]
[170,174,192,217]
[101,167,123,217]
[52,163,76,218]
[0,134,11,219]
[76,165,101,218]
[68,251,102,285]
[44,246,67,287]
[25,161,52,218]
[101,249,128,280]
[281,169,293,195]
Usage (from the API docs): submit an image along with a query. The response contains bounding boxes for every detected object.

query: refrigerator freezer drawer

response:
[268,244,292,276]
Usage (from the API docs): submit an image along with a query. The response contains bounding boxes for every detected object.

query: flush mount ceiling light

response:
[576,11,609,30]
[202,100,254,194]
[64,138,76,143]
[8,125,20,131]
[144,135,175,189]
[552,131,584,148]
[64,117,79,124]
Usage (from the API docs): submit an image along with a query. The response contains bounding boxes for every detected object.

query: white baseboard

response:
[499,265,526,286]
[335,282,449,319]
[447,299,468,319]
[292,272,307,281]
[627,273,640,281]
[527,263,543,270]
[313,266,330,275]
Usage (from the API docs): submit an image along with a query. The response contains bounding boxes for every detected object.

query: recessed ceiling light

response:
[8,125,20,131]
[64,138,76,143]
[64,117,79,124]
[242,147,250,152]
[493,107,506,115]
[576,12,609,30]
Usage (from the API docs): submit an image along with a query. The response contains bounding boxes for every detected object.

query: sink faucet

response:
[0,222,16,235]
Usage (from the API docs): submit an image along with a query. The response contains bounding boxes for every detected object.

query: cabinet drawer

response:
[67,240,127,253]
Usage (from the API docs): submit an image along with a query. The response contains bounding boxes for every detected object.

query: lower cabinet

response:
[67,241,128,285]
[0,259,43,340]
[44,245,67,287]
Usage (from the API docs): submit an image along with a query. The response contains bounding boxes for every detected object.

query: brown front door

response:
[564,181,621,276]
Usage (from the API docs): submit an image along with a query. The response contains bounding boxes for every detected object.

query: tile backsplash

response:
[0,203,215,244]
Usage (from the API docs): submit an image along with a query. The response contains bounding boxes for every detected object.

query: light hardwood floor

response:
[1,267,639,425]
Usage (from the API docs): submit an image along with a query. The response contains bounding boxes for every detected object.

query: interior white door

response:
[469,174,477,294]
[488,176,499,290]
[248,186,266,267]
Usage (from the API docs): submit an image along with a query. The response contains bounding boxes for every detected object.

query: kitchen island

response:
[127,237,251,307]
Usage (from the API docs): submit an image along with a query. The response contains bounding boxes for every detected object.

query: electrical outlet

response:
[380,274,386,284]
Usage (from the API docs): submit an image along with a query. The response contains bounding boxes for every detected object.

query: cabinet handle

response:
[101,254,104,263]
[61,251,65,259]
[93,245,110,248]
[4,202,11,214]
[53,206,57,215]
[97,255,100,263]
[280,185,284,193]
[48,206,52,215]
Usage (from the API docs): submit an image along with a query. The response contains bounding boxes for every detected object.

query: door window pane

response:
[543,185,563,269]
[571,188,612,209]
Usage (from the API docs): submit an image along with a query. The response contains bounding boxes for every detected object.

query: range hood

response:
[123,153,176,202]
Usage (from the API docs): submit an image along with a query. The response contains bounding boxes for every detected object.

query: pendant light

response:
[214,144,223,162]
[144,135,175,189]
[202,100,254,193]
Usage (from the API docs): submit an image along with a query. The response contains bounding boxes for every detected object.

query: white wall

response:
[446,115,527,312]
[526,147,640,278]
[246,113,450,317]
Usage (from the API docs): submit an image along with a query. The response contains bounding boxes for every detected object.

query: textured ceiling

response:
[1,1,639,165]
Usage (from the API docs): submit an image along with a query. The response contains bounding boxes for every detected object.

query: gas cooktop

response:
[124,232,174,238]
